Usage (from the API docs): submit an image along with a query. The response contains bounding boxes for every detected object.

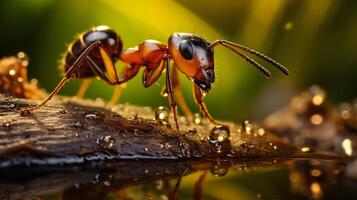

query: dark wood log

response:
[0,94,296,168]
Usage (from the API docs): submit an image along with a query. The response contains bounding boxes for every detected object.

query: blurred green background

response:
[1,0,356,122]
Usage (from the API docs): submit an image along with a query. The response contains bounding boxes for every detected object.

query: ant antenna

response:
[209,40,289,77]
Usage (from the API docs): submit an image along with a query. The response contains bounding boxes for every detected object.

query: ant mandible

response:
[24,25,289,132]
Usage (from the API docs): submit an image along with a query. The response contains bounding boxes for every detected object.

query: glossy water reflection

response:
[0,157,355,200]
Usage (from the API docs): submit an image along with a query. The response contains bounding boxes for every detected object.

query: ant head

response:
[168,33,215,92]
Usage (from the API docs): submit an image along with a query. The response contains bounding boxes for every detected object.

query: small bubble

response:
[209,125,230,143]
[59,109,66,114]
[194,113,201,125]
[242,120,254,133]
[144,147,148,152]
[155,106,170,125]
[97,136,115,149]
[273,145,277,150]
[9,104,15,108]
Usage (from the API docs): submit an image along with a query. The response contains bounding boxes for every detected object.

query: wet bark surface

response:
[0,94,296,168]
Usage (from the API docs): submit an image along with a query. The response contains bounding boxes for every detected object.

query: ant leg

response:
[108,84,125,105]
[86,55,140,105]
[193,171,207,200]
[107,64,141,104]
[23,41,103,112]
[142,60,165,87]
[172,66,193,119]
[164,55,180,132]
[193,84,218,124]
[76,79,91,98]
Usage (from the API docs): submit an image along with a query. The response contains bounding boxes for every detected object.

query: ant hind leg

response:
[23,41,104,113]
[76,79,91,98]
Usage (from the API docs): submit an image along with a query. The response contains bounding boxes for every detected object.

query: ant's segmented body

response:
[24,25,289,132]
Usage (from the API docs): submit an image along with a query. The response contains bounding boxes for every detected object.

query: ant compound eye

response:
[179,40,194,60]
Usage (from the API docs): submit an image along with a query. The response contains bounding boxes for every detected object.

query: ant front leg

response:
[172,66,193,119]
[193,84,218,125]
[164,55,180,132]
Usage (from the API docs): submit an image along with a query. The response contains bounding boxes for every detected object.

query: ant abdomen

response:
[63,26,122,78]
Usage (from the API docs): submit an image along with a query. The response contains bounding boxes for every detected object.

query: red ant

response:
[24,25,288,132]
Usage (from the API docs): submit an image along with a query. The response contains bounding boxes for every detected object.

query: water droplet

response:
[8,69,16,76]
[301,146,311,153]
[209,125,230,142]
[155,106,170,125]
[161,90,168,97]
[20,110,31,116]
[310,182,322,199]
[310,169,322,177]
[310,114,324,125]
[59,109,66,114]
[97,136,115,149]
[144,147,148,152]
[194,113,201,125]
[200,89,207,97]
[3,120,11,129]
[210,161,229,177]
[242,120,254,134]
[273,145,277,150]
[309,86,326,106]
[257,128,266,136]
[85,113,97,119]
[342,138,353,156]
